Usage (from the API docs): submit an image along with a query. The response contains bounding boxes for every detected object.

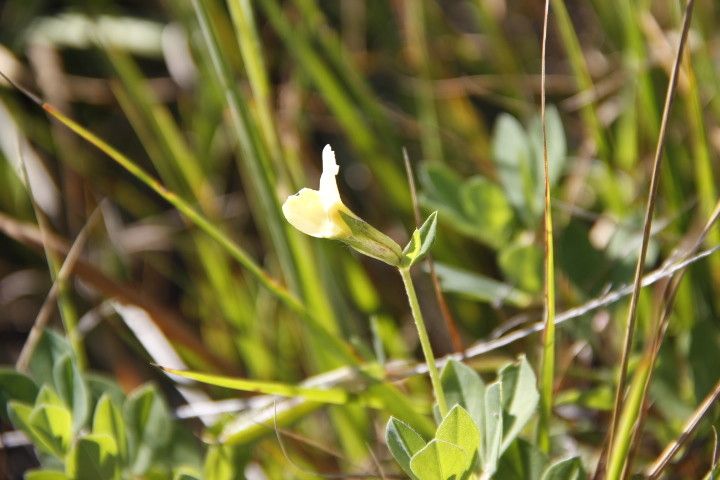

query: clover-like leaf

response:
[7,401,62,458]
[0,368,38,422]
[482,382,503,475]
[500,356,539,453]
[53,353,90,433]
[66,433,120,480]
[440,360,485,428]
[29,330,73,387]
[93,394,127,462]
[436,405,480,464]
[124,384,171,474]
[540,457,585,480]
[401,211,438,268]
[29,403,73,457]
[386,417,426,479]
[410,439,473,480]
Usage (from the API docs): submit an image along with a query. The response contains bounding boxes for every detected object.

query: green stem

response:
[399,267,448,419]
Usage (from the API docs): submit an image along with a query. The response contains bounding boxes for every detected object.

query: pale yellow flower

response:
[282,145,352,239]
[282,145,402,265]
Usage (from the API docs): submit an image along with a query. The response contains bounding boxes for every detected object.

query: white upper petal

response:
[319,144,341,207]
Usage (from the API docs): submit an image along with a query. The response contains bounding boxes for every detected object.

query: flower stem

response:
[399,267,448,419]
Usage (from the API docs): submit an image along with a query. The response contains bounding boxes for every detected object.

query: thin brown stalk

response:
[604,0,696,473]
[645,378,720,478]
[623,198,720,477]
[402,148,463,352]
[16,206,102,372]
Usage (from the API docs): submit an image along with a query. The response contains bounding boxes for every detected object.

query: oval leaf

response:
[93,394,127,462]
[402,211,438,268]
[440,360,486,427]
[124,384,171,474]
[66,433,120,480]
[52,353,90,433]
[0,368,38,422]
[409,439,473,480]
[386,417,426,479]
[29,403,73,457]
[499,356,539,453]
[435,405,480,465]
[540,457,585,480]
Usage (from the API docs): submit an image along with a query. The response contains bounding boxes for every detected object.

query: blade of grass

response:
[603,1,696,477]
[17,134,86,369]
[550,0,608,160]
[160,366,363,406]
[226,0,301,187]
[291,0,396,142]
[537,0,556,454]
[473,0,527,102]
[191,0,304,296]
[46,101,305,312]
[405,0,444,164]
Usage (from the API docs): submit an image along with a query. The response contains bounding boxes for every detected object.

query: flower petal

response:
[282,188,346,238]
[319,144,341,207]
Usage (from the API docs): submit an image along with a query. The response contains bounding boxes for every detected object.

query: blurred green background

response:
[0,0,719,478]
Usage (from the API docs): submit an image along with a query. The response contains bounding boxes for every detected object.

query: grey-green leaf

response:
[492,113,534,225]
[435,405,480,466]
[124,384,171,474]
[540,457,585,480]
[402,211,438,268]
[482,382,503,475]
[440,360,485,428]
[409,439,473,480]
[66,433,120,480]
[386,417,427,479]
[500,356,540,453]
[496,438,548,480]
[498,238,543,294]
[460,176,514,248]
[93,394,127,462]
[29,403,73,457]
[420,163,464,213]
[29,330,73,387]
[7,401,60,457]
[433,263,533,308]
[0,368,38,422]
[53,353,90,433]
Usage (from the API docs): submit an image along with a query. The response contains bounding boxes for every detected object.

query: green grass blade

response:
[226,0,300,187]
[161,367,356,406]
[550,0,608,159]
[405,0,444,164]
[537,0,556,454]
[191,0,302,294]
